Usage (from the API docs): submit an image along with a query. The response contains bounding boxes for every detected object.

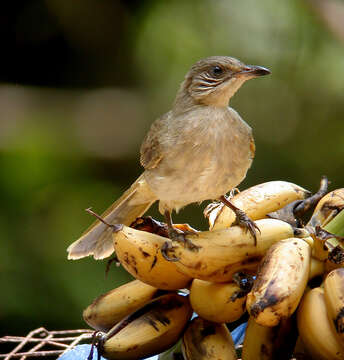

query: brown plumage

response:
[68,56,270,260]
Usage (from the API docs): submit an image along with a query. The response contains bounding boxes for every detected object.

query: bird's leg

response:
[164,210,200,250]
[219,195,260,245]
[160,210,200,262]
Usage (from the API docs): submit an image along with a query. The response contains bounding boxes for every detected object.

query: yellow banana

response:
[113,226,192,290]
[309,257,325,280]
[324,268,344,346]
[166,218,308,282]
[100,293,193,360]
[242,317,274,360]
[308,188,344,228]
[182,317,237,360]
[242,316,297,360]
[297,287,344,360]
[189,279,247,323]
[205,181,310,230]
[246,238,311,327]
[83,279,160,331]
[308,200,344,261]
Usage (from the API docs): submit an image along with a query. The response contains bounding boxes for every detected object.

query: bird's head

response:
[175,56,270,109]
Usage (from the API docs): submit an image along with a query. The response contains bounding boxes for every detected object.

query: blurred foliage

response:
[1,0,344,337]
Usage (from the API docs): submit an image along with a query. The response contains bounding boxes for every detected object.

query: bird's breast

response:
[144,106,254,205]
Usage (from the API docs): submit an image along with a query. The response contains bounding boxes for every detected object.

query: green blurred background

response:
[1,0,344,337]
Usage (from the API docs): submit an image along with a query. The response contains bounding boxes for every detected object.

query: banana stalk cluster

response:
[80,181,344,359]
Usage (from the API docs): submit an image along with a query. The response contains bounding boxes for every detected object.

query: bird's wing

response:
[140,111,170,170]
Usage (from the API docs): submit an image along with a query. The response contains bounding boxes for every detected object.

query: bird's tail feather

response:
[67,174,156,260]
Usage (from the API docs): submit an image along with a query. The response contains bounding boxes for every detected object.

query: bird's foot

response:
[161,241,179,262]
[220,195,260,245]
[233,209,260,245]
[168,227,201,251]
[160,227,200,262]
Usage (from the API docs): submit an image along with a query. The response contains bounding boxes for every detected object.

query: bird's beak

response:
[236,65,271,78]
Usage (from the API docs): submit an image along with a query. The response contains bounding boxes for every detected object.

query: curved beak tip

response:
[237,65,271,78]
[246,65,271,77]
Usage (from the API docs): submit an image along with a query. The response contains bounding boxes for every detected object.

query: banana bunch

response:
[77,180,344,359]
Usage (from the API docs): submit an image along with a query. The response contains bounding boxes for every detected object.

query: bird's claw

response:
[161,241,180,262]
[168,228,201,252]
[234,209,260,245]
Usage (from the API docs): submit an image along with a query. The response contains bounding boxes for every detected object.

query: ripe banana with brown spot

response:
[189,279,247,323]
[205,181,310,230]
[307,191,344,261]
[113,226,192,290]
[83,279,160,331]
[308,188,344,228]
[324,268,344,346]
[246,238,311,327]
[182,317,237,360]
[242,316,297,360]
[297,287,344,360]
[100,293,193,360]
[166,218,308,282]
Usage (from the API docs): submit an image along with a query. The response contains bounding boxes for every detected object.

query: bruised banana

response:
[113,226,192,290]
[308,188,344,228]
[324,268,344,346]
[306,189,344,262]
[246,238,311,327]
[190,279,247,323]
[182,317,237,360]
[297,287,344,360]
[242,316,297,360]
[83,279,160,332]
[165,218,309,282]
[100,293,192,360]
[205,180,310,230]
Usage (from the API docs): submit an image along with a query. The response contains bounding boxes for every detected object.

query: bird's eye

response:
[211,66,223,76]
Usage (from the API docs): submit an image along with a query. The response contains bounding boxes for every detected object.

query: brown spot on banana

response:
[247,238,311,327]
[113,226,192,290]
[101,293,192,360]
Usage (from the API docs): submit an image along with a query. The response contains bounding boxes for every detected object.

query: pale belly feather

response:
[143,106,254,212]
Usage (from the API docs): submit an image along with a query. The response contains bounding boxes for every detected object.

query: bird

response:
[67,56,270,261]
